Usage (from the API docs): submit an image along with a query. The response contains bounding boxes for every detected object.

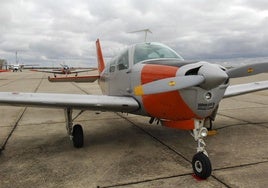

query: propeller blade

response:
[134,75,204,96]
[227,62,268,78]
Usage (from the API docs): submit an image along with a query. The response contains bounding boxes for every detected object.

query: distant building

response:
[0,59,8,70]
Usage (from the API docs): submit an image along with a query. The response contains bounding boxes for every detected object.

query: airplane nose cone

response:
[199,63,228,90]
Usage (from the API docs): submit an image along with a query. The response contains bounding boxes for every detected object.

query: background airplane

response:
[8,63,24,72]
[32,64,97,77]
[9,63,39,72]
[0,39,267,179]
[8,51,37,72]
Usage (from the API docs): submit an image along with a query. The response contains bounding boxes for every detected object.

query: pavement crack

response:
[71,82,91,94]
[33,74,46,92]
[211,175,231,188]
[217,113,251,124]
[0,108,27,151]
[0,75,29,87]
[214,122,268,131]
[101,172,193,188]
[115,113,191,164]
[213,160,268,172]
[210,161,268,188]
[0,75,45,152]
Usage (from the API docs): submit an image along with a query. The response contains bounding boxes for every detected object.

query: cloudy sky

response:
[1,0,268,67]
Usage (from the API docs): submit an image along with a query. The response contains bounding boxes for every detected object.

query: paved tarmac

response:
[0,70,267,188]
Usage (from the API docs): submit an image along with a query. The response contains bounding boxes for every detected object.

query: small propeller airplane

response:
[8,63,25,72]
[8,51,37,72]
[32,64,96,78]
[9,63,38,72]
[0,39,268,179]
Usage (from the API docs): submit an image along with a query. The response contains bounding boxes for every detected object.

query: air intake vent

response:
[185,67,201,75]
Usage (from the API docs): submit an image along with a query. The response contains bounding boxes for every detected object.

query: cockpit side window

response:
[109,58,116,73]
[117,50,129,70]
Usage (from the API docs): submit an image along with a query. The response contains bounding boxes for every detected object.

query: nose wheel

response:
[192,152,212,179]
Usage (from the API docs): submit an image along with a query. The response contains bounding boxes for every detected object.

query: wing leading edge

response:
[224,80,268,98]
[48,75,99,82]
[0,92,139,113]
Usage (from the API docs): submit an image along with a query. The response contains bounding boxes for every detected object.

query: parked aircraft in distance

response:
[8,63,24,72]
[32,64,96,77]
[0,39,267,179]
[8,51,36,72]
[9,63,39,72]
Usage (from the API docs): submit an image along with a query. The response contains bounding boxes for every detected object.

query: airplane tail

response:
[96,39,105,74]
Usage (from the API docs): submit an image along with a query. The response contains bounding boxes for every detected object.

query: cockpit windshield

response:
[134,43,184,64]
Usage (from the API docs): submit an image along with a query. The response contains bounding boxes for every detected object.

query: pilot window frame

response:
[116,50,129,71]
[109,58,116,73]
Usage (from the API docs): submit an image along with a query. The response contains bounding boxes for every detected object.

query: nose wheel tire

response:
[192,152,212,179]
[72,124,84,148]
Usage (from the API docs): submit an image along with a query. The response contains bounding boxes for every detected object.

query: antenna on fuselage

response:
[129,28,152,42]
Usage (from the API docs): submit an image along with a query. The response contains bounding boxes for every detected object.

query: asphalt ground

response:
[0,70,267,188]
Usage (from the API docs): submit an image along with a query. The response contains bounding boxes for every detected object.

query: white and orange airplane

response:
[32,64,95,77]
[0,39,268,179]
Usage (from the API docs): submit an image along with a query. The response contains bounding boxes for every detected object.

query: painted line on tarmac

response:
[0,75,45,151]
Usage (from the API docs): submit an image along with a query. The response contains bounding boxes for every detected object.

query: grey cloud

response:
[0,0,268,66]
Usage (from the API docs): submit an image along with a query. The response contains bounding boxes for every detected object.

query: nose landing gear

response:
[191,119,212,179]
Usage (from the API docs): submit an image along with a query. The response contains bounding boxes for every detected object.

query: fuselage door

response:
[108,49,132,95]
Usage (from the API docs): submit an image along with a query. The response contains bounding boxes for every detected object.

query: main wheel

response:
[192,152,212,179]
[72,124,84,148]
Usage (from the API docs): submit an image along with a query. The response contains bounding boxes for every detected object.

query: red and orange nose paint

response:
[140,64,197,122]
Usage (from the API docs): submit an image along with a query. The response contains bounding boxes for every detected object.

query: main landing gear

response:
[191,119,212,179]
[64,108,84,148]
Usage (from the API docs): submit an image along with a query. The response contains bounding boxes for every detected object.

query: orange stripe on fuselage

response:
[141,64,196,121]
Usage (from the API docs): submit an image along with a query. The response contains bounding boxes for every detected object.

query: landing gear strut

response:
[191,119,212,179]
[64,108,84,148]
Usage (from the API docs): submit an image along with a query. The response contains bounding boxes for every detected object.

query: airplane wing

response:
[70,69,95,74]
[224,80,268,98]
[31,69,64,74]
[48,75,99,82]
[31,68,97,74]
[0,92,139,113]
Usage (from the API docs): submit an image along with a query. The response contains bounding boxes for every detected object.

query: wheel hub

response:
[195,160,203,173]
